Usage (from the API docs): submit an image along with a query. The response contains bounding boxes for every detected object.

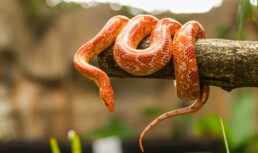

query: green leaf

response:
[229,91,256,148]
[236,0,245,39]
[192,114,221,136]
[142,105,165,116]
[69,132,82,153]
[220,117,230,153]
[254,136,258,152]
[245,0,253,18]
[85,118,134,140]
[49,137,61,153]
[236,0,257,39]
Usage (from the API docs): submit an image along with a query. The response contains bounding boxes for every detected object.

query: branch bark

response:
[97,38,258,91]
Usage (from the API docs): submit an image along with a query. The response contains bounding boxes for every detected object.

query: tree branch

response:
[97,38,258,91]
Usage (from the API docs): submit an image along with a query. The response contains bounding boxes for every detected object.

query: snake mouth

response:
[101,97,114,112]
[106,105,114,112]
[103,101,114,112]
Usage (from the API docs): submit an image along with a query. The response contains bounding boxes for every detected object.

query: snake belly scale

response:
[73,15,210,152]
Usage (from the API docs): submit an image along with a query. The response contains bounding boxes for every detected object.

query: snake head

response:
[99,85,115,112]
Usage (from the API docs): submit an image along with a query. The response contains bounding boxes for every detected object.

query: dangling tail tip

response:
[140,144,144,152]
[139,138,145,152]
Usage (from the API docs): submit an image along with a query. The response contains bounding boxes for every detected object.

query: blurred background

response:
[0,0,258,152]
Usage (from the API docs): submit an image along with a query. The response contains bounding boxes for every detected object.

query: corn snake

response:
[73,15,210,152]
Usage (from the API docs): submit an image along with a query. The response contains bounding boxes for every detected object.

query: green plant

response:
[50,131,83,153]
[193,114,222,137]
[220,117,230,153]
[85,118,135,141]
[193,90,257,153]
[141,105,165,116]
[69,131,82,153]
[50,137,61,153]
[228,91,256,153]
[237,0,258,39]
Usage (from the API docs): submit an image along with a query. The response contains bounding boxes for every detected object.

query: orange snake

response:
[73,15,210,152]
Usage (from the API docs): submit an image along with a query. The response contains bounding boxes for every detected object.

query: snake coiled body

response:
[73,15,210,152]
[114,15,181,75]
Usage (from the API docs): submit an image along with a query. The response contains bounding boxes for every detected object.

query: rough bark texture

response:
[98,38,258,91]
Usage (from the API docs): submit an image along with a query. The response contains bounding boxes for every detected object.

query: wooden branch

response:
[97,38,258,91]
